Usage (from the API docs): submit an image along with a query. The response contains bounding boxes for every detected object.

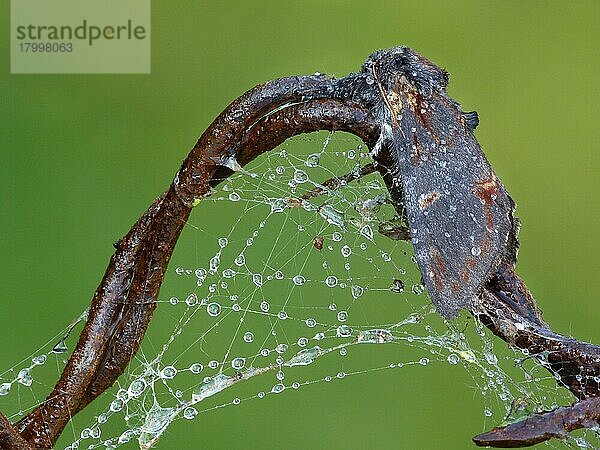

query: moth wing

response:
[390,106,514,318]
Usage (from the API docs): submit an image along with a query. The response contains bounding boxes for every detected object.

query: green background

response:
[1,1,599,448]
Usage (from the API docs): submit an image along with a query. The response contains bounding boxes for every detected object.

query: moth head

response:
[365,46,449,95]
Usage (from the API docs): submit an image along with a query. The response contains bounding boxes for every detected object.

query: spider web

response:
[0,132,597,449]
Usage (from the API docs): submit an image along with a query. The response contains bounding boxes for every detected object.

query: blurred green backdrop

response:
[1,1,599,448]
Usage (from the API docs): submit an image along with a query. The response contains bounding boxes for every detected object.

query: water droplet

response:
[325,276,338,287]
[185,293,198,307]
[332,232,343,242]
[209,254,220,274]
[336,325,352,337]
[110,398,124,412]
[341,245,352,257]
[305,318,317,328]
[351,285,364,299]
[411,284,425,295]
[272,383,285,393]
[275,271,284,279]
[388,279,403,293]
[359,225,373,240]
[169,297,179,305]
[471,246,481,257]
[447,354,459,365]
[128,378,147,397]
[0,383,10,396]
[207,302,222,317]
[208,360,219,369]
[32,355,47,365]
[222,268,236,278]
[337,311,348,322]
[305,153,320,167]
[276,343,288,354]
[297,337,308,347]
[243,332,254,343]
[484,408,493,417]
[419,358,429,366]
[276,370,285,380]
[183,407,198,420]
[218,237,228,248]
[278,311,288,320]
[260,301,270,312]
[252,273,263,287]
[231,357,246,370]
[293,275,306,285]
[17,369,32,386]
[228,192,240,202]
[189,363,203,374]
[293,170,308,183]
[161,366,177,379]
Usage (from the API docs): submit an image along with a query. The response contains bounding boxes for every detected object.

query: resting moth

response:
[364,47,516,318]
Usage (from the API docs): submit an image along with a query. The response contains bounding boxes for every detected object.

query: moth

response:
[364,47,516,318]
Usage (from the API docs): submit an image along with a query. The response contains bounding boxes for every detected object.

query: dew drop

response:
[276,343,289,354]
[185,293,199,307]
[161,366,177,379]
[231,357,246,370]
[293,275,306,285]
[305,153,320,167]
[325,276,338,287]
[0,383,10,396]
[447,354,459,365]
[293,170,308,183]
[32,355,47,365]
[128,378,147,397]
[222,268,236,278]
[272,383,285,393]
[207,302,222,317]
[189,363,203,374]
[351,285,364,299]
[183,407,198,420]
[17,369,32,386]
[336,325,352,337]
[305,318,317,328]
[243,332,254,343]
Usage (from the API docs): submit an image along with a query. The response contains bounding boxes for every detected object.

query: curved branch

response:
[473,396,600,447]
